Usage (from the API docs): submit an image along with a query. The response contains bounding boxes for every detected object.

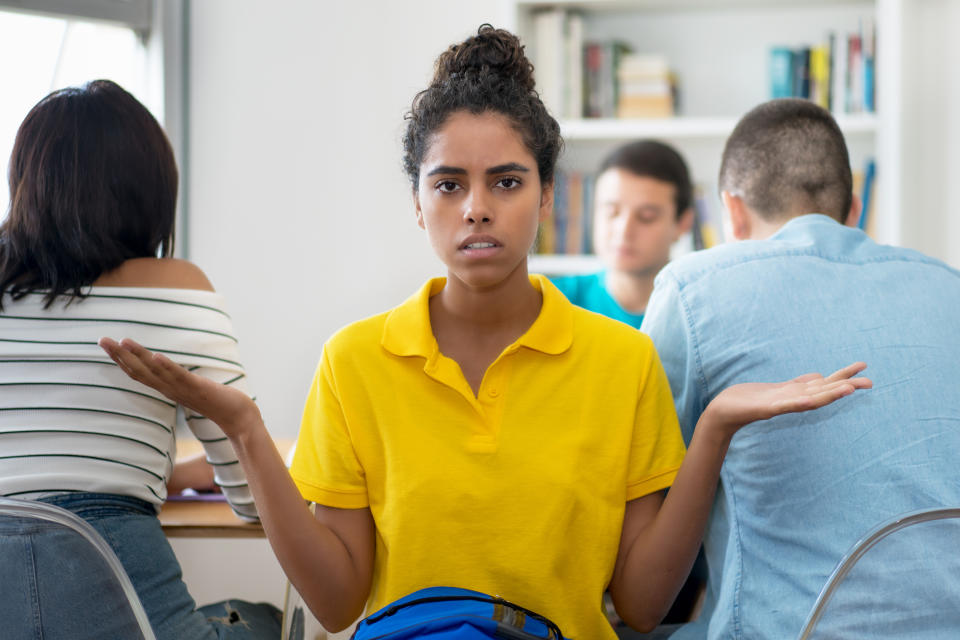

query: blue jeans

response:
[7,493,283,640]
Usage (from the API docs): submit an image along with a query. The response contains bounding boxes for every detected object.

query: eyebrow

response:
[425,162,532,177]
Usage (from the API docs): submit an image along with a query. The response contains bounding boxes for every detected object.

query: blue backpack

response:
[351,586,567,639]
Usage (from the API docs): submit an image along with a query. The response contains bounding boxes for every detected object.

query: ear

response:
[538,181,554,223]
[675,206,695,240]
[721,191,751,240]
[844,193,862,228]
[413,190,425,230]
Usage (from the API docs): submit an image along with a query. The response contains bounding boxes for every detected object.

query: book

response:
[857,158,876,233]
[862,18,876,112]
[770,47,794,99]
[533,8,566,117]
[564,12,584,118]
[847,33,863,113]
[692,184,724,249]
[831,31,847,112]
[810,44,831,109]
[553,170,569,253]
[792,46,811,99]
[616,53,674,118]
[565,172,584,254]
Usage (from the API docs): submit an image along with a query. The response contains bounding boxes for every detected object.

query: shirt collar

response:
[381,274,573,358]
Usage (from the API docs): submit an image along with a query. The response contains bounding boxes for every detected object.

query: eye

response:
[495,176,522,190]
[435,180,461,194]
[635,207,664,223]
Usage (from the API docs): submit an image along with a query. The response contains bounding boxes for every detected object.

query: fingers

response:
[99,337,184,400]
[825,361,867,382]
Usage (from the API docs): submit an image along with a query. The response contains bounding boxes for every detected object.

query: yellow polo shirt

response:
[290,275,685,640]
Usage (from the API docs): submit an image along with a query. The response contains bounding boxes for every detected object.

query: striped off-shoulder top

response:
[0,288,257,520]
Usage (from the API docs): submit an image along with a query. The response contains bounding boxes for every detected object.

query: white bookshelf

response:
[529,253,603,275]
[559,113,878,141]
[509,0,906,274]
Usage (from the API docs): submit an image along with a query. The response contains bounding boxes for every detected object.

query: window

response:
[0,0,181,224]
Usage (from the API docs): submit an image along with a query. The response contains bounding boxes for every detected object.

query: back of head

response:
[402,24,562,189]
[1,79,177,307]
[719,98,852,223]
[599,139,692,218]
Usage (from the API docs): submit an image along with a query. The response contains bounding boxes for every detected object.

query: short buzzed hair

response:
[719,99,852,223]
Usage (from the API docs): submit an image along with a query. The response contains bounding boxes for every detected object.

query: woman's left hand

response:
[703,361,872,438]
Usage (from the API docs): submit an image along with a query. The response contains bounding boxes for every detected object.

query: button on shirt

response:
[641,214,960,639]
[290,274,685,640]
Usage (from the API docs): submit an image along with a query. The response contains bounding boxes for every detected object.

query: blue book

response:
[792,47,811,98]
[581,173,594,254]
[858,159,876,231]
[770,47,794,98]
[553,170,568,253]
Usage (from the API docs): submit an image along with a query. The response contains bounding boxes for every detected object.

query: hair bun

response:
[433,24,535,93]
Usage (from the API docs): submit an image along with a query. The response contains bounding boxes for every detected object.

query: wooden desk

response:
[159,499,265,538]
[160,437,294,538]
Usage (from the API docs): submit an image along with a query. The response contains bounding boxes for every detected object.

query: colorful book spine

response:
[769,20,875,114]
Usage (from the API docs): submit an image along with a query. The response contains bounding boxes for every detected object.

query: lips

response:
[459,234,501,251]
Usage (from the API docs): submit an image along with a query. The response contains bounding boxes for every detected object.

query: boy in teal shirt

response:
[552,140,693,328]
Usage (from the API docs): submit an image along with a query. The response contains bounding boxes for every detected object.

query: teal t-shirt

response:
[549,271,644,329]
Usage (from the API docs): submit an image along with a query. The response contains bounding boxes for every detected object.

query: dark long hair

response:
[0,79,178,308]
[402,24,562,190]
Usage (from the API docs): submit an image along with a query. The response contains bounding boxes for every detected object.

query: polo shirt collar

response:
[381,274,573,358]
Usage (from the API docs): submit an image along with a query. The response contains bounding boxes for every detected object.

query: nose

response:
[463,189,493,224]
[616,212,639,240]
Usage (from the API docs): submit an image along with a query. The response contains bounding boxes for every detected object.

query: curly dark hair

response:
[402,24,562,191]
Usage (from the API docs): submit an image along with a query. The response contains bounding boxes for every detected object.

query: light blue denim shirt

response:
[641,214,960,639]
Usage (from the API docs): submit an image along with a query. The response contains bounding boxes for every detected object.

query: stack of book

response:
[769,19,876,113]
[530,8,675,120]
[616,54,675,119]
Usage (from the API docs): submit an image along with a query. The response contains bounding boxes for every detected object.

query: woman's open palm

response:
[705,361,872,436]
[99,337,259,436]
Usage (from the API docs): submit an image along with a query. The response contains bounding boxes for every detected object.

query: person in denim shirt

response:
[641,98,960,639]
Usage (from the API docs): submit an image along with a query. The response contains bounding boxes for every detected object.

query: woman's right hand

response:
[99,337,261,438]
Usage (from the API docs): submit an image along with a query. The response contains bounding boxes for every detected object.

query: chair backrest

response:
[0,496,157,640]
[797,507,960,640]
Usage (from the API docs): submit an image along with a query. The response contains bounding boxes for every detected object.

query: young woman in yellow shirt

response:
[101,25,870,639]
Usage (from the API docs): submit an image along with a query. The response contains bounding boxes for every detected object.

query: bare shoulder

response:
[93,258,215,291]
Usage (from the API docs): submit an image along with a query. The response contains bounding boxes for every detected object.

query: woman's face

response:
[414,111,552,291]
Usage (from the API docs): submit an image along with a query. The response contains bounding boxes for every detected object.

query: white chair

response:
[0,497,157,640]
[797,507,960,639]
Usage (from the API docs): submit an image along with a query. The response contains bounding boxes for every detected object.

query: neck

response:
[434,262,541,329]
[604,270,656,314]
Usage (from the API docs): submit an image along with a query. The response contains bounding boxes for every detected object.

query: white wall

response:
[898,0,960,268]
[187,0,511,438]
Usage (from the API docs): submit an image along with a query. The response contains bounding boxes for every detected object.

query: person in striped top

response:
[0,80,281,639]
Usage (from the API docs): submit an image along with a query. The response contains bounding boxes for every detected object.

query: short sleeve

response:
[641,270,704,443]
[288,347,369,508]
[625,339,687,501]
